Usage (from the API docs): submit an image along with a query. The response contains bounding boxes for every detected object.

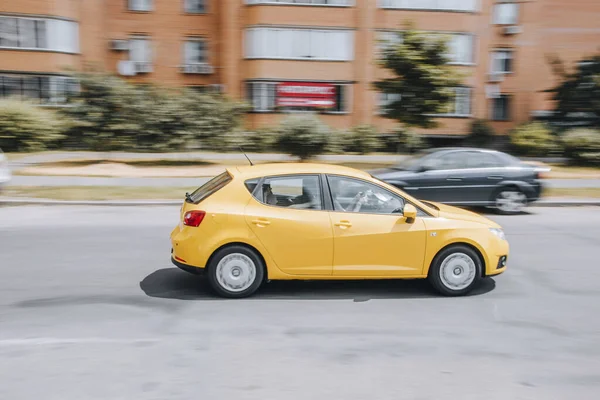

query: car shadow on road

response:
[140,268,496,301]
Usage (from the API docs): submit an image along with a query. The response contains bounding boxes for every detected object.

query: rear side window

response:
[244,178,260,194]
[188,172,231,203]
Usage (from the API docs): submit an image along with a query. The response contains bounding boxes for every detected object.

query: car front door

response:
[245,174,333,276]
[327,175,428,277]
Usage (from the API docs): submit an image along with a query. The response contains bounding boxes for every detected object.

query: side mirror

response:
[403,204,417,223]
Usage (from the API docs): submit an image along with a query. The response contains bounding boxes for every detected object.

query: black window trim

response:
[324,174,433,217]
[249,173,327,212]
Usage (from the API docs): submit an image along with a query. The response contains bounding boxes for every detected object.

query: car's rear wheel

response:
[494,187,527,215]
[428,245,482,296]
[207,245,264,298]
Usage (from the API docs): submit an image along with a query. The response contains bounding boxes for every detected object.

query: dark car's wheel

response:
[493,187,527,215]
[428,245,482,296]
[206,245,265,298]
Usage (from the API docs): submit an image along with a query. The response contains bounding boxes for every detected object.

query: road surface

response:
[1,206,599,399]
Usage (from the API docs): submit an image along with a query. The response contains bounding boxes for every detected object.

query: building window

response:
[491,95,511,120]
[378,0,477,12]
[245,0,353,5]
[493,3,519,25]
[247,81,350,113]
[0,74,79,105]
[0,17,77,52]
[183,39,207,63]
[377,31,473,64]
[490,50,513,73]
[436,87,471,117]
[377,92,401,114]
[129,36,151,62]
[245,28,354,61]
[184,0,206,13]
[128,0,153,11]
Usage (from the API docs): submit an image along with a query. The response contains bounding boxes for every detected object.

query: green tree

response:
[62,72,248,151]
[344,125,381,154]
[374,24,463,129]
[466,119,495,147]
[276,114,330,160]
[0,99,65,152]
[546,54,600,128]
[510,122,560,157]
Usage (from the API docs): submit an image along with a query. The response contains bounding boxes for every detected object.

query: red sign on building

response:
[276,82,336,108]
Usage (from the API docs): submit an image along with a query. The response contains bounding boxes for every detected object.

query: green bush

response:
[343,125,381,154]
[510,122,560,157]
[466,119,495,147]
[390,128,426,154]
[276,114,330,160]
[562,128,600,166]
[0,99,65,152]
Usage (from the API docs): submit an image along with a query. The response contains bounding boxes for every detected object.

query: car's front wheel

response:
[206,245,264,298]
[428,245,482,296]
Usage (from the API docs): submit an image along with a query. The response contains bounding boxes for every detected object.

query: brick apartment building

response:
[1,0,599,137]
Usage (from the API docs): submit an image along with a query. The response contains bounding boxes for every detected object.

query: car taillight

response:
[183,210,206,227]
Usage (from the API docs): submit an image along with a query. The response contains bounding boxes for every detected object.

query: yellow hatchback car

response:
[171,163,508,298]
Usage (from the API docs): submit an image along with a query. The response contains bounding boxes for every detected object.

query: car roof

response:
[231,163,371,180]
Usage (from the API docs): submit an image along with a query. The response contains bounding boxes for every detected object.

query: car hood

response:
[426,201,500,228]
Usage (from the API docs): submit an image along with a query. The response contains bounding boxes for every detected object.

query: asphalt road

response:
[1,205,600,399]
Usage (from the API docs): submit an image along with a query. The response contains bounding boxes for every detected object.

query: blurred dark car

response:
[372,148,547,214]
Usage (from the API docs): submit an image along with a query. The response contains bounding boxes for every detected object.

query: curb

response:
[2,198,600,207]
[0,198,181,206]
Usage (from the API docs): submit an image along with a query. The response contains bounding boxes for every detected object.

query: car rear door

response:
[244,174,333,276]
[454,151,507,204]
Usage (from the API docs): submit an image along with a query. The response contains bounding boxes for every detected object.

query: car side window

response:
[436,152,469,170]
[257,175,323,210]
[465,151,504,168]
[328,176,405,214]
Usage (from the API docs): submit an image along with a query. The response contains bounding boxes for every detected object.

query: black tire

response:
[206,245,265,298]
[492,186,527,215]
[428,245,482,296]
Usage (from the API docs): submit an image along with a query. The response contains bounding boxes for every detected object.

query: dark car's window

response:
[256,175,323,210]
[328,175,406,214]
[465,151,504,168]
[431,152,469,170]
[188,171,231,203]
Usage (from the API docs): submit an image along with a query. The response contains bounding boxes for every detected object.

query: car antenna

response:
[239,146,254,166]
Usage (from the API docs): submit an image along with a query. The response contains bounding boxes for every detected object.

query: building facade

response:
[1,0,599,137]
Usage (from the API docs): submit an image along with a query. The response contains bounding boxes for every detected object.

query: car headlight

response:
[489,228,506,241]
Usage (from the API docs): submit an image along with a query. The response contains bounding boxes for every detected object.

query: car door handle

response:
[334,221,352,229]
[487,175,504,180]
[446,177,463,182]
[251,219,271,226]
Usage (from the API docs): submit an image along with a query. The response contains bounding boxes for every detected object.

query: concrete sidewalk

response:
[7,175,600,189]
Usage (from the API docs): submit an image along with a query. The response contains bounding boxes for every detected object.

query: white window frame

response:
[129,36,152,63]
[490,49,513,74]
[376,30,474,65]
[0,74,79,106]
[245,27,354,61]
[492,3,519,25]
[184,0,207,13]
[128,0,154,12]
[0,16,78,53]
[245,0,353,6]
[490,94,511,121]
[428,87,472,117]
[378,0,478,13]
[183,38,208,64]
